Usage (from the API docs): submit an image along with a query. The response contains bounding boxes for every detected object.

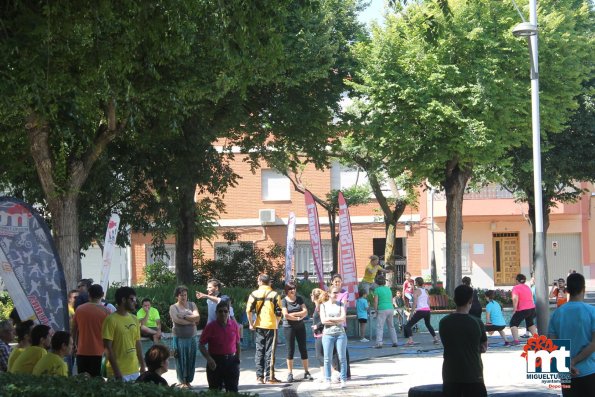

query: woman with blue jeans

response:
[320,286,347,389]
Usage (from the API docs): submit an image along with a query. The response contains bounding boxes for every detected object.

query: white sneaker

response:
[340,380,346,389]
[360,338,370,342]
[331,372,341,383]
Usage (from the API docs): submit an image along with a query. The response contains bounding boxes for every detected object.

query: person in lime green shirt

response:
[137,298,161,343]
[361,255,389,294]
[10,324,51,374]
[32,331,72,376]
[102,286,146,381]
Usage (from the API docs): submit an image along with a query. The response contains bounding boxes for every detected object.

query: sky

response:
[357,0,386,27]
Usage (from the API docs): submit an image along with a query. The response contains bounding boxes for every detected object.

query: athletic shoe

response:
[303,372,314,381]
[511,340,521,346]
[374,344,382,349]
[360,338,370,342]
[256,377,265,384]
[340,380,347,389]
[266,378,283,384]
[331,372,341,383]
[392,343,399,347]
[287,373,294,383]
[504,341,511,346]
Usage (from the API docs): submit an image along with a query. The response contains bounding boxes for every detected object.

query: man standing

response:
[137,298,162,343]
[72,284,111,376]
[196,279,234,324]
[102,286,146,381]
[199,301,241,392]
[74,278,92,309]
[439,284,488,397]
[360,255,388,294]
[548,272,595,396]
[246,274,282,384]
[0,320,15,372]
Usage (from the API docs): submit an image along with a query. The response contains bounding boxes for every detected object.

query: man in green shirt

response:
[137,298,161,343]
[439,284,488,397]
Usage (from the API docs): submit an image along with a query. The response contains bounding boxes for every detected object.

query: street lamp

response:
[512,0,548,335]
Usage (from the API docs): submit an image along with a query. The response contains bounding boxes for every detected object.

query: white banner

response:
[338,191,358,307]
[100,214,120,291]
[285,212,296,284]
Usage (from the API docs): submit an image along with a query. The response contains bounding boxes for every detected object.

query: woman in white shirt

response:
[403,277,440,346]
[319,286,347,389]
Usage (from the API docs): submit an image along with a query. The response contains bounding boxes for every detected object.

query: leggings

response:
[404,310,436,338]
[284,322,308,360]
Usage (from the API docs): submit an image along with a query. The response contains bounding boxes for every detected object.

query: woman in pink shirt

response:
[510,273,538,345]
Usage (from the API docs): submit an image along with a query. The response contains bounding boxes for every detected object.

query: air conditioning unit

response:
[259,209,276,224]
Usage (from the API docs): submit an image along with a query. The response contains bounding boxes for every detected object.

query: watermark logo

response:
[521,335,571,390]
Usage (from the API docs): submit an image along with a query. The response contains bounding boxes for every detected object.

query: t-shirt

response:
[74,302,111,356]
[136,307,161,328]
[101,312,141,377]
[512,283,535,311]
[199,319,240,355]
[403,279,414,295]
[136,370,168,386]
[362,262,382,283]
[7,347,24,372]
[551,287,568,307]
[10,346,47,374]
[281,296,305,327]
[439,313,487,384]
[485,301,505,326]
[375,286,393,311]
[321,301,345,335]
[548,301,595,378]
[32,352,67,376]
[206,294,234,324]
[356,297,369,319]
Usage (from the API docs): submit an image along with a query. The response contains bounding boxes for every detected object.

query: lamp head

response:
[512,22,537,37]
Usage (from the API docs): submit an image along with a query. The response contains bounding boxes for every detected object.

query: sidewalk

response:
[160,329,560,396]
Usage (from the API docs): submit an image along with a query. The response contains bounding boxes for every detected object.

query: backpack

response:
[249,290,282,317]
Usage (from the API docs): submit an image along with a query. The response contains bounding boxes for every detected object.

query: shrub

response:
[477,288,512,307]
[0,291,14,322]
[0,373,255,396]
[143,261,176,288]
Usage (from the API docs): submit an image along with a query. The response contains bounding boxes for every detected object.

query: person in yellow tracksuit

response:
[246,274,282,384]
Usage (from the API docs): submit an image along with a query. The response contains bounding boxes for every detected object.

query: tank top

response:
[416,288,430,311]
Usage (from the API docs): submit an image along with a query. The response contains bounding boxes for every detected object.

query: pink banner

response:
[304,191,325,288]
[338,191,358,307]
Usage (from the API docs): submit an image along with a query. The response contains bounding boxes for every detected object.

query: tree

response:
[346,0,592,295]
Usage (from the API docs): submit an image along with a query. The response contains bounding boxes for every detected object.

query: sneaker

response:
[391,343,398,347]
[504,341,511,346]
[256,377,265,384]
[360,337,370,342]
[331,372,341,383]
[287,373,294,383]
[266,377,283,384]
[511,340,521,346]
[303,372,314,381]
[373,344,382,349]
[340,380,347,389]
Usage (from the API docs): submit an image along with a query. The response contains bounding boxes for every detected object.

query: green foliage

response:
[428,286,447,296]
[143,261,176,288]
[194,234,285,289]
[477,288,512,307]
[0,372,254,396]
[0,291,14,322]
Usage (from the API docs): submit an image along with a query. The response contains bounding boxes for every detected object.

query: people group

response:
[1,268,593,396]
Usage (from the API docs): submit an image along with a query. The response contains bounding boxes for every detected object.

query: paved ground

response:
[160,328,561,396]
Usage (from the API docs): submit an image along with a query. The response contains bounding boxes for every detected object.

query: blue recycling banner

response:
[0,197,69,331]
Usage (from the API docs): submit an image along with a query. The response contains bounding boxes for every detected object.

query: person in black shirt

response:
[281,282,311,382]
[136,344,169,386]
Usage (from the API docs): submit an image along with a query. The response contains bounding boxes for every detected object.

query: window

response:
[214,241,254,261]
[261,169,290,201]
[330,161,369,190]
[146,244,176,271]
[441,242,471,274]
[294,240,333,280]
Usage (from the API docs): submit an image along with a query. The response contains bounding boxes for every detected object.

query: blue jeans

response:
[322,332,347,381]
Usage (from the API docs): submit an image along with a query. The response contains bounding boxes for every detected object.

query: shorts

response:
[510,308,536,328]
[358,319,368,324]
[485,324,505,332]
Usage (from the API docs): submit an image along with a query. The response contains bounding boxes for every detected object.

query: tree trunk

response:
[443,161,472,297]
[175,183,197,286]
[49,195,81,290]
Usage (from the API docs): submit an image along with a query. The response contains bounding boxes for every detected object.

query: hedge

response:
[0,373,255,396]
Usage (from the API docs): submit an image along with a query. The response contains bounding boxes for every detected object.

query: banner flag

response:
[304,190,325,288]
[0,197,69,331]
[338,191,358,307]
[100,214,121,291]
[284,212,296,284]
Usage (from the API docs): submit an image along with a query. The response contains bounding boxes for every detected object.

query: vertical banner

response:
[0,197,69,331]
[100,214,121,291]
[284,212,296,284]
[338,191,358,307]
[304,191,325,288]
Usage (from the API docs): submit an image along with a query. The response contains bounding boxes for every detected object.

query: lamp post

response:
[512,0,548,335]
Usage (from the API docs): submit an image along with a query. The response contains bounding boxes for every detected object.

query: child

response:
[485,290,510,346]
[356,289,370,342]
[32,331,72,376]
[393,289,407,330]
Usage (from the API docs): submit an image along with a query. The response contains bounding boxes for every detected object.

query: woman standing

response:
[281,282,311,382]
[329,275,351,379]
[169,285,200,389]
[320,286,347,389]
[310,288,325,381]
[403,277,440,346]
[373,276,398,348]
